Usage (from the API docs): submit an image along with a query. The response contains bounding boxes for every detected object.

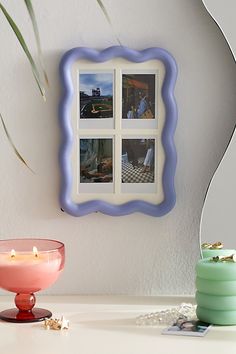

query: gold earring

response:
[211,242,223,249]
[212,254,236,263]
[201,242,223,250]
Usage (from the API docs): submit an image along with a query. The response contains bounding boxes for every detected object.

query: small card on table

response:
[162,319,212,337]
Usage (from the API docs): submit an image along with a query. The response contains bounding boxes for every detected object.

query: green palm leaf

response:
[0,113,34,172]
[96,0,122,45]
[0,2,46,100]
[24,0,49,86]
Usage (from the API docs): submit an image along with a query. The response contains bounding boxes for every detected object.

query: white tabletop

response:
[0,295,235,354]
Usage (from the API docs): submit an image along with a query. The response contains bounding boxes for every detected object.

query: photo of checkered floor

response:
[122,162,154,183]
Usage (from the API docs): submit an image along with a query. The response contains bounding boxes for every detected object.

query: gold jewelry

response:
[201,243,212,249]
[44,316,69,330]
[211,242,223,249]
[201,242,223,250]
[212,254,236,263]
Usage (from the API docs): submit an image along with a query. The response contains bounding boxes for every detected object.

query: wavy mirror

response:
[200,127,236,251]
[200,0,236,256]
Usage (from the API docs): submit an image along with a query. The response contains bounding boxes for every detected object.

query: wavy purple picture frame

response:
[59,46,177,217]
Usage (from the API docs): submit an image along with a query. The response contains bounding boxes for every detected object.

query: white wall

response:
[0,0,235,295]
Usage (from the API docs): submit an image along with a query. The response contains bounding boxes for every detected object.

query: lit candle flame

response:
[10,249,16,258]
[33,246,38,258]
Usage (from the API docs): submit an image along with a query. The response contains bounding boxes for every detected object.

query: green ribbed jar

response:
[196,258,236,325]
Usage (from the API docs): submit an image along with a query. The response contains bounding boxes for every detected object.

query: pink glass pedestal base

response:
[0,293,52,323]
[0,308,52,323]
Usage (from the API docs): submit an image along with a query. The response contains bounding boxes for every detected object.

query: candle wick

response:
[10,249,16,258]
[33,246,38,258]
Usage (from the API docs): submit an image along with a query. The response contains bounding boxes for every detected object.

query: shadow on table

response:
[68,312,164,337]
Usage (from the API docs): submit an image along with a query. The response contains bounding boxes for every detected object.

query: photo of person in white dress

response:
[142,140,154,172]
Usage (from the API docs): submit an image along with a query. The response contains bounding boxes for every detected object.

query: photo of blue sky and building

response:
[79,73,113,118]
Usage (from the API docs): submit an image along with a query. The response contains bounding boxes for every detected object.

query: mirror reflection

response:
[200,127,236,257]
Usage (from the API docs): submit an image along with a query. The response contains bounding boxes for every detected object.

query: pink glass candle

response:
[0,239,65,323]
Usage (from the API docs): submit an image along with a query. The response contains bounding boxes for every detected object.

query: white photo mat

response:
[70,58,166,204]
